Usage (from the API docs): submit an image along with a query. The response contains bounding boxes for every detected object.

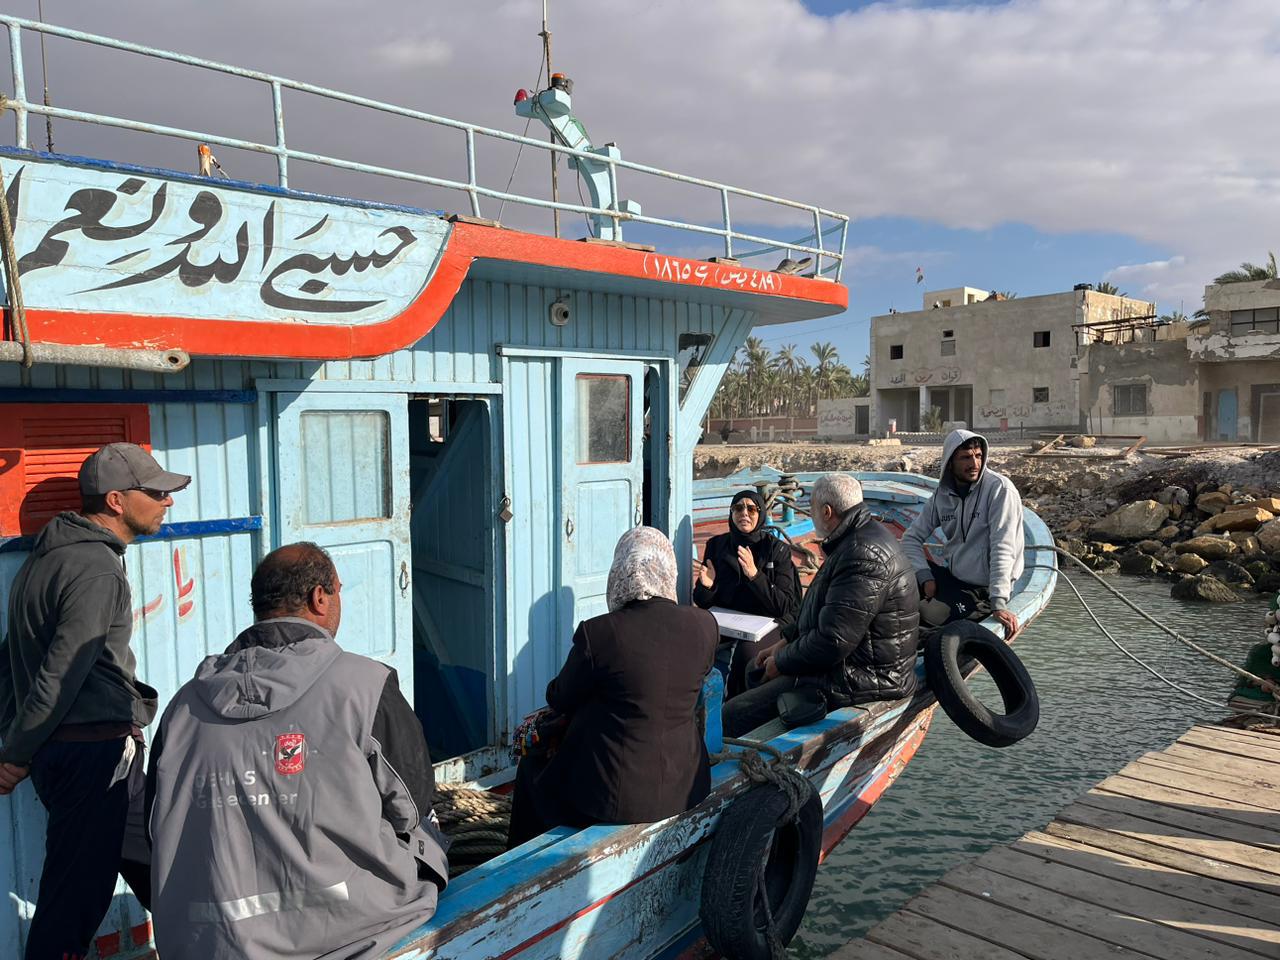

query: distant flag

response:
[915,266,925,285]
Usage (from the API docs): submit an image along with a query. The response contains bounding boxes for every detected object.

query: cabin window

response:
[1033,330,1051,348]
[576,374,631,463]
[1033,387,1049,403]
[299,411,391,522]
[889,344,904,360]
[1113,383,1147,417]
[0,403,152,537]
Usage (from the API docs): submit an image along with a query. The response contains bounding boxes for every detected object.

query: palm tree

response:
[771,344,801,378]
[1096,281,1127,296]
[1214,252,1278,284]
[995,290,1018,300]
[1158,309,1188,324]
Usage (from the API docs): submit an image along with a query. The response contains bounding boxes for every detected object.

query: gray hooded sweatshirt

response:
[901,429,1025,609]
[1,512,157,764]
[148,618,447,960]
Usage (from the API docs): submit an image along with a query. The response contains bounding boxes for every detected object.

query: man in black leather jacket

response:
[722,474,920,737]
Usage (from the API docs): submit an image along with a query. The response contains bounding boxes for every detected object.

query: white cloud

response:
[24,0,1280,309]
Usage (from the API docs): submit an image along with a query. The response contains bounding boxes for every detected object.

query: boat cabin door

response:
[272,390,413,686]
[558,357,646,638]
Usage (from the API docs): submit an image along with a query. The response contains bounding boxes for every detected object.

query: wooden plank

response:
[1180,729,1280,764]
[1140,753,1280,794]
[903,883,1146,960]
[1198,724,1280,745]
[1030,434,1065,456]
[1159,743,1280,785]
[862,911,1034,960]
[826,937,918,960]
[945,859,1268,960]
[1055,802,1280,876]
[1091,778,1280,842]
[1118,759,1280,810]
[1016,831,1280,926]
[978,845,1280,957]
[1085,783,1280,849]
[1192,726,1280,754]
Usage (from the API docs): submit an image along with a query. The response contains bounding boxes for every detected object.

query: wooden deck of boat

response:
[828,722,1280,960]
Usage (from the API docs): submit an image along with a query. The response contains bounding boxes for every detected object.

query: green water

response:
[790,574,1271,958]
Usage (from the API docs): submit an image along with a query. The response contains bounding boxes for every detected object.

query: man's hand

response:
[754,639,785,668]
[697,557,716,589]
[762,655,780,681]
[922,579,937,600]
[737,546,758,579]
[0,762,29,796]
[993,608,1019,640]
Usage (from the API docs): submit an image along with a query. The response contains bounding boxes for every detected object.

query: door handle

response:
[565,516,575,540]
[399,561,410,595]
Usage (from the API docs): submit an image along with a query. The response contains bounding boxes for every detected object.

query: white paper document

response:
[709,607,778,643]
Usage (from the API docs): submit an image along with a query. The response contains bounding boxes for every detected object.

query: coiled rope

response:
[433,782,512,877]
[1039,549,1280,724]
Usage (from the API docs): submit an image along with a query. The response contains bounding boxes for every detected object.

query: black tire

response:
[924,620,1039,748]
[700,780,822,960]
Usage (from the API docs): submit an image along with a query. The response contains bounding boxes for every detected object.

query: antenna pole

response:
[540,0,560,237]
[37,0,53,152]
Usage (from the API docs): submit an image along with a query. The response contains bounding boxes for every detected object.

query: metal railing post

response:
[721,188,733,260]
[465,127,481,217]
[812,207,824,277]
[8,23,27,149]
[836,219,849,282]
[607,160,621,240]
[271,80,287,187]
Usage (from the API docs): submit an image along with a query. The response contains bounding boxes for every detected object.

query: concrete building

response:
[1190,279,1280,442]
[870,286,1154,434]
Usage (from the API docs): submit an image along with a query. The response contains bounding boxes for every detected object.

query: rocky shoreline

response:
[694,439,1280,603]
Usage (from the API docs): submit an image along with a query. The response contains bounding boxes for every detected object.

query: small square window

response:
[1033,330,1051,348]
[889,344,904,360]
[1033,387,1049,403]
[941,340,956,356]
[939,299,952,308]
[1113,383,1148,416]
[942,330,953,338]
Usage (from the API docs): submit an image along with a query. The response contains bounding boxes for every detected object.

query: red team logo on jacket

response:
[275,733,306,775]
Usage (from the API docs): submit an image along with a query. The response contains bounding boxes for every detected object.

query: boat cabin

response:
[0,15,848,956]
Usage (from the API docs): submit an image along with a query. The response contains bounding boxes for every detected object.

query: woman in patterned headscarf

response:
[507,527,719,848]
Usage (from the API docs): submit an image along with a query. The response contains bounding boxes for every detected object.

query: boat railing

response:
[0,15,850,280]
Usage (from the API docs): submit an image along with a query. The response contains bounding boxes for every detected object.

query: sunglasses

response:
[731,502,760,515]
[128,487,170,501]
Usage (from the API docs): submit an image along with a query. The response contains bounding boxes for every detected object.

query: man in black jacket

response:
[722,474,920,737]
[0,442,189,960]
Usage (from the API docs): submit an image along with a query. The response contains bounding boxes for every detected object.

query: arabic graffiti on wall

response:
[1,158,452,324]
[641,254,783,293]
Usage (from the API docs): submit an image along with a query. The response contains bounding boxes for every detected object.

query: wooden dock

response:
[830,723,1280,960]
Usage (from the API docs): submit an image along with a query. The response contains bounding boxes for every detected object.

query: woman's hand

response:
[697,557,716,589]
[754,639,785,668]
[737,545,758,579]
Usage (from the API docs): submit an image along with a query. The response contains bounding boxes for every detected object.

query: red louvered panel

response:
[0,404,151,536]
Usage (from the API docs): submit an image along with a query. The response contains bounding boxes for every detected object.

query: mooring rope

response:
[433,782,512,876]
[1032,551,1280,724]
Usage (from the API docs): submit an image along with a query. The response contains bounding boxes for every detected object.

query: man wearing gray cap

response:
[0,442,189,960]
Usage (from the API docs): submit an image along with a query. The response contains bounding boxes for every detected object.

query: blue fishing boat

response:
[0,16,1055,959]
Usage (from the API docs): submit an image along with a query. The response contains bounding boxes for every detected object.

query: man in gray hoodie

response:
[147,543,448,959]
[0,442,189,960]
[901,429,1025,639]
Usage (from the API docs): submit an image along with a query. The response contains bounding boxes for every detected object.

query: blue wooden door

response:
[273,391,412,686]
[1217,389,1237,440]
[559,358,646,639]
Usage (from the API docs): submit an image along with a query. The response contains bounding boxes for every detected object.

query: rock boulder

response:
[1173,554,1208,574]
[1119,553,1161,577]
[1195,491,1232,515]
[1257,519,1280,555]
[1202,560,1253,586]
[1157,486,1191,507]
[1090,500,1170,541]
[1174,536,1239,561]
[1171,575,1240,603]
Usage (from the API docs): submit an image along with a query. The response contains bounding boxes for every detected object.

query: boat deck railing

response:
[0,15,850,280]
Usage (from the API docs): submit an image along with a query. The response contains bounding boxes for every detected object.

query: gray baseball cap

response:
[79,443,191,496]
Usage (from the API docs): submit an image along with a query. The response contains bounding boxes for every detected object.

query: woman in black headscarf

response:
[693,490,801,629]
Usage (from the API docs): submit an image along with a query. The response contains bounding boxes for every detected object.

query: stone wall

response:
[1080,337,1200,442]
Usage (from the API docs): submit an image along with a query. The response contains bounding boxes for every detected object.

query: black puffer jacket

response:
[774,504,920,706]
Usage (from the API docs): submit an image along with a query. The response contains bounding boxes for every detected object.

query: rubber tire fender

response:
[924,619,1039,748]
[699,779,823,960]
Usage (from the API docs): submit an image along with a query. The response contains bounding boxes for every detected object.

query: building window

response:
[889,344,904,360]
[1033,387,1049,403]
[301,411,391,522]
[1230,308,1280,335]
[939,299,952,308]
[1033,330,1051,348]
[989,388,1006,405]
[941,339,956,356]
[1113,383,1147,417]
[942,329,953,337]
